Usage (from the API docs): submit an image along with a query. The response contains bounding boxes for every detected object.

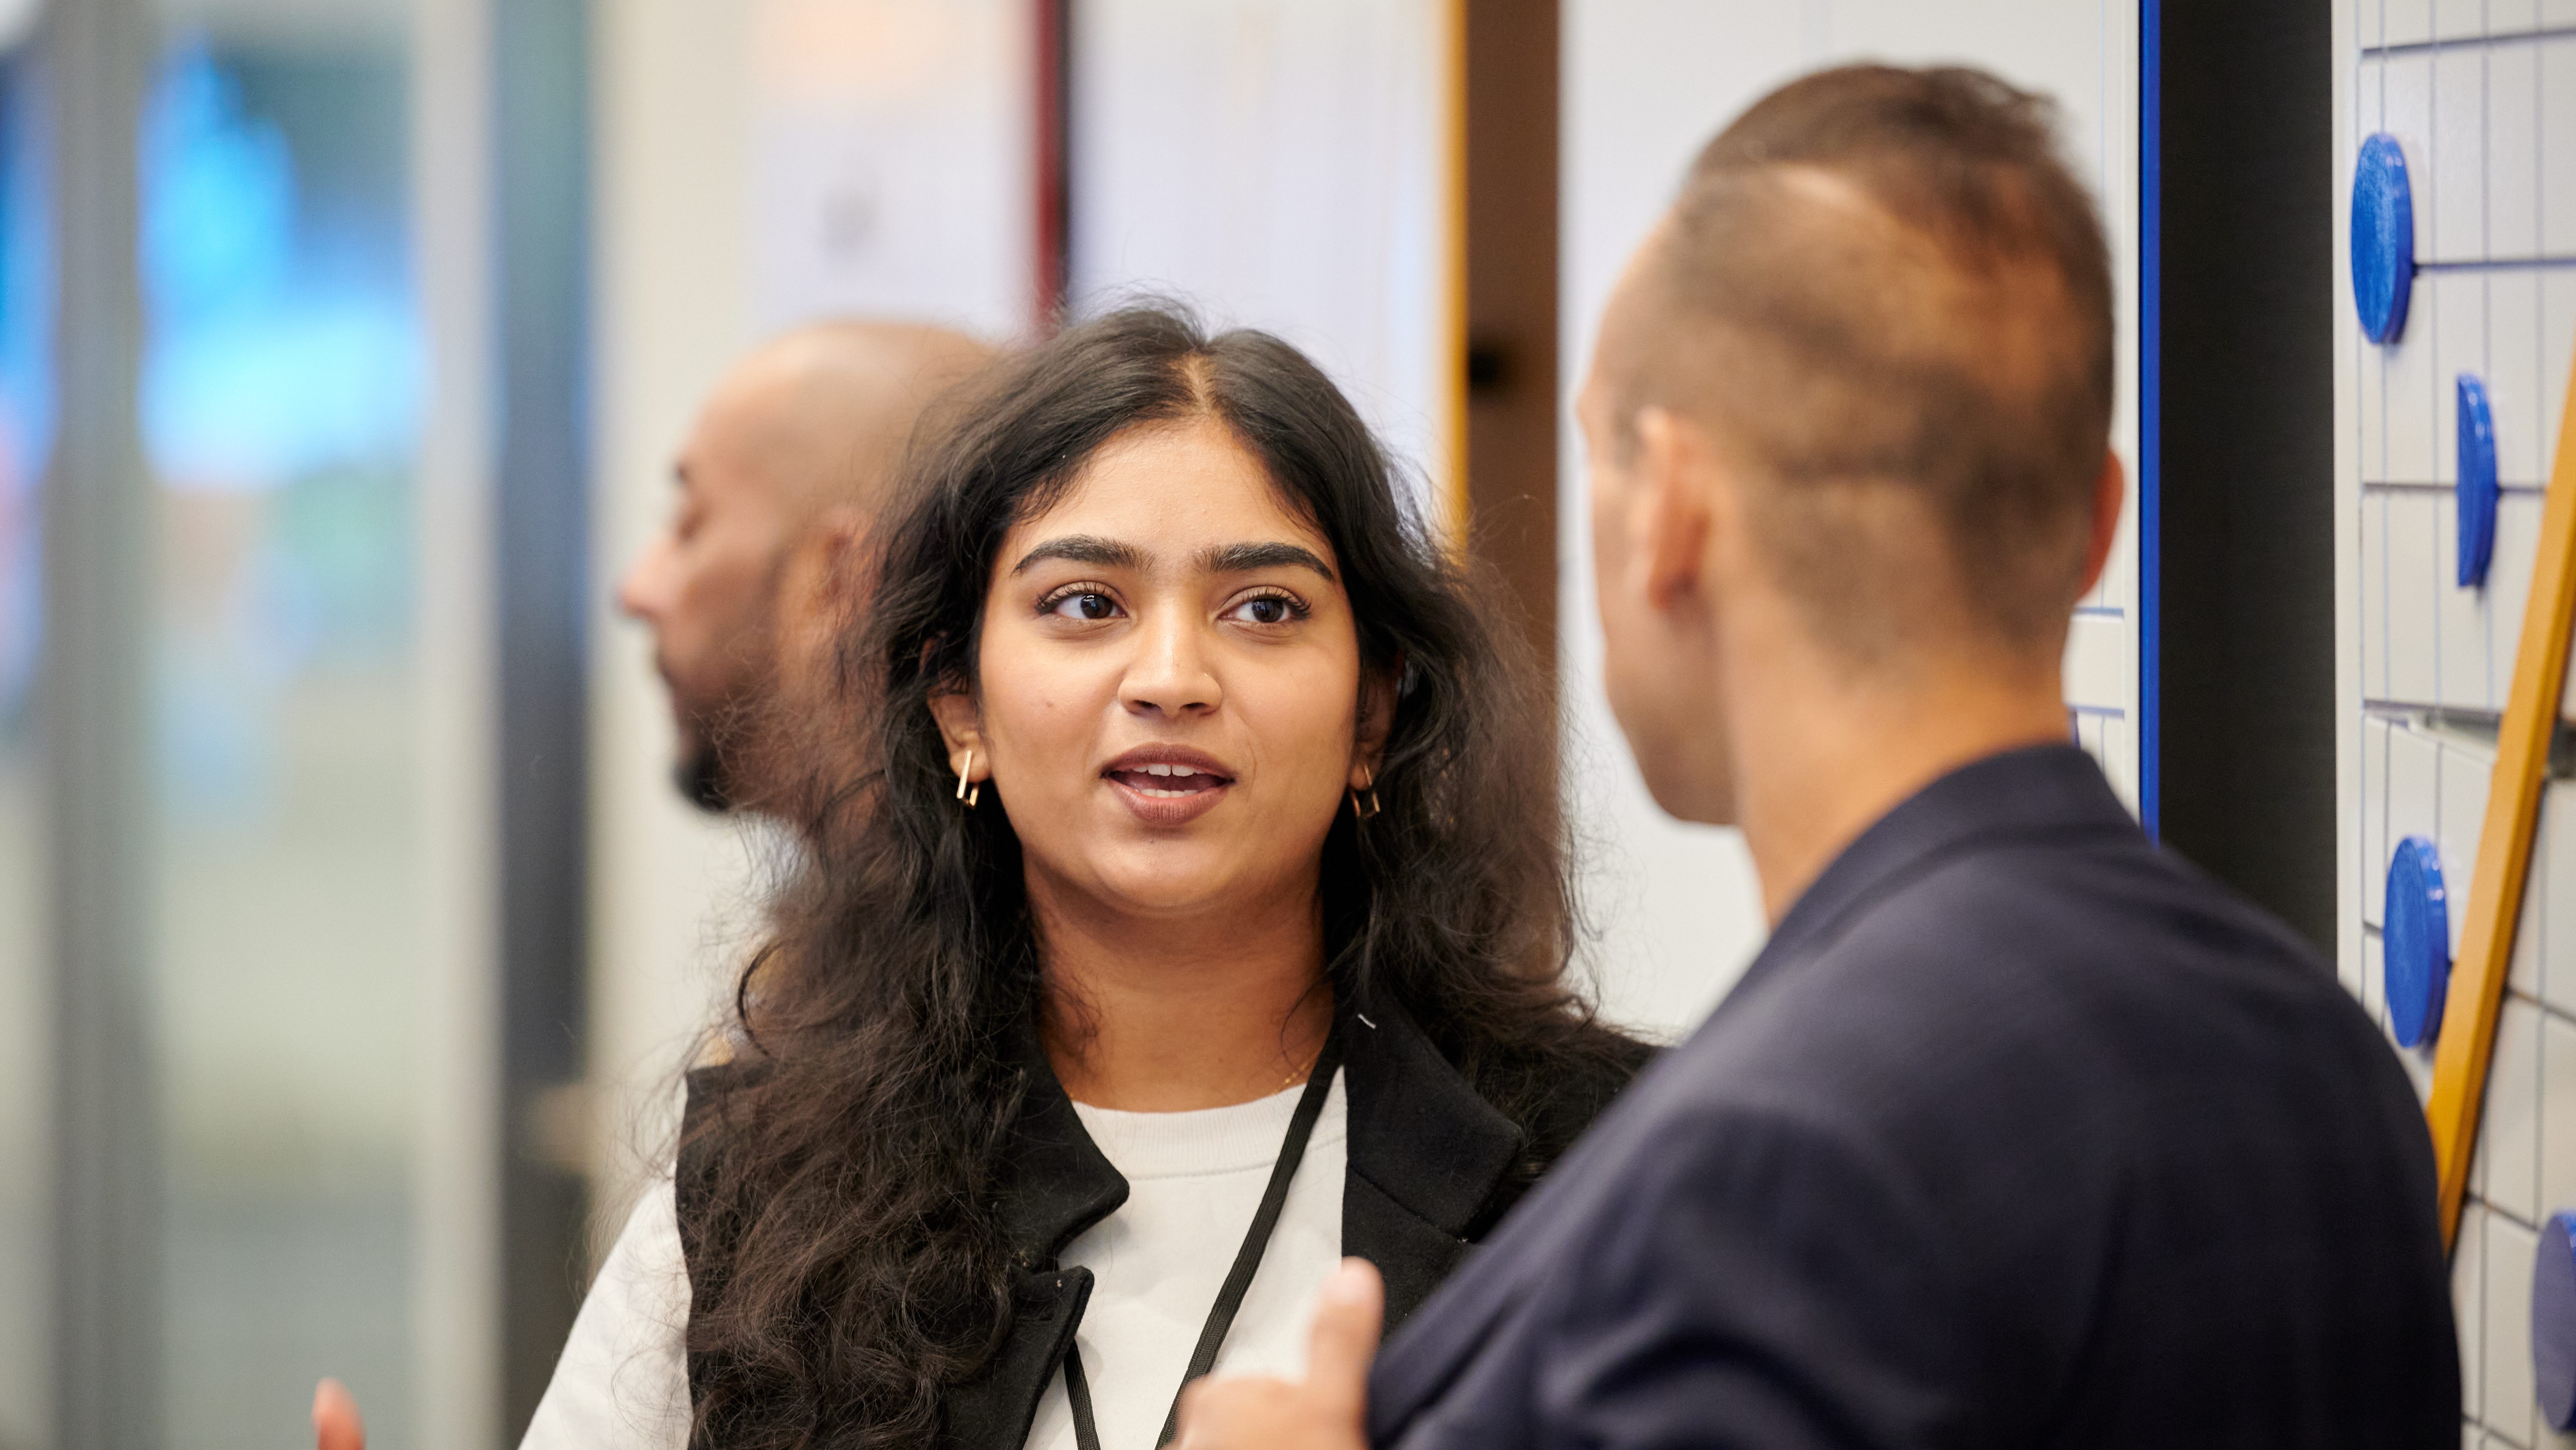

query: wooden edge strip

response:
[2427,333,2576,1247]
[1437,0,1470,552]
[1029,0,1071,335]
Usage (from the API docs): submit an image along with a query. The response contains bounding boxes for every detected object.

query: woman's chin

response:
[1085,871,1239,919]
[1075,848,1303,923]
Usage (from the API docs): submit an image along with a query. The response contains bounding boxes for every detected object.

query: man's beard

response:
[674,737,735,814]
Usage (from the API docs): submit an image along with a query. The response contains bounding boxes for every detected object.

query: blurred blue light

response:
[0,58,53,730]
[142,44,420,492]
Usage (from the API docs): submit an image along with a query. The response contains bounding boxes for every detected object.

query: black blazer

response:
[1369,746,2458,1450]
[678,992,1643,1450]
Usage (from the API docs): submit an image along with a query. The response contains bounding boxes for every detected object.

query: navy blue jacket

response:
[1368,745,2457,1450]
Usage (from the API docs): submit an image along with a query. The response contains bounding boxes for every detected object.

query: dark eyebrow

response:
[1201,541,1336,582]
[1009,534,1148,576]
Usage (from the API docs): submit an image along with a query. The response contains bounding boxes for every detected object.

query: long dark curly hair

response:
[681,306,1635,1450]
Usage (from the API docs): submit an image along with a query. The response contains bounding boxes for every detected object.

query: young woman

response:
[520,308,1648,1450]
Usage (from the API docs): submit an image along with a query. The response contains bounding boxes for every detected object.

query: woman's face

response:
[935,417,1380,925]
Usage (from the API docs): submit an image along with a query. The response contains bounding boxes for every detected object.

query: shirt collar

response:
[990,982,1524,1262]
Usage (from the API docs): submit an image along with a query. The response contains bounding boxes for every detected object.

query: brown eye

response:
[1224,592,1305,626]
[1045,590,1122,621]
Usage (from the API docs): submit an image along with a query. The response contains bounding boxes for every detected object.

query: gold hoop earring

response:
[955,747,981,809]
[1351,771,1381,822]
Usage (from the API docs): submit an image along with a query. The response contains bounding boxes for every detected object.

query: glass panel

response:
[0,38,54,1450]
[142,9,424,1445]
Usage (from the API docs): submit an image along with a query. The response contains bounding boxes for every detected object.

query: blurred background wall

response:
[3,3,2165,1449]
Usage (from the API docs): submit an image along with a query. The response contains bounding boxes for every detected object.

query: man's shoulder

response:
[1609,825,2422,1271]
[1373,808,2453,1447]
[1692,829,2374,1101]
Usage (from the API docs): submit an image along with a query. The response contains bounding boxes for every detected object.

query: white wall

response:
[1068,0,1450,515]
[744,0,1033,340]
[1561,1,2144,1040]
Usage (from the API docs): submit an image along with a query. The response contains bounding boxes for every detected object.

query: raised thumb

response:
[1305,1258,1384,1419]
[313,1378,366,1450]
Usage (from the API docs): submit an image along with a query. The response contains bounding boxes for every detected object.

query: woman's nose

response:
[1119,610,1221,717]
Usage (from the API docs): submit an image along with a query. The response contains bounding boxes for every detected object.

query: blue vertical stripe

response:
[2140,0,2162,838]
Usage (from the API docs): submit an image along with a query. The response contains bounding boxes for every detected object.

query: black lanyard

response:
[1061,1027,1346,1450]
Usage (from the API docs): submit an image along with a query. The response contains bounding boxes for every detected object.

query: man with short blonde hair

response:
[1179,64,2454,1450]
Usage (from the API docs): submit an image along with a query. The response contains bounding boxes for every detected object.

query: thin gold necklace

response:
[1279,1039,1329,1091]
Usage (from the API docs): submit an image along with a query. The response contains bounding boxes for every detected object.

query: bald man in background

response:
[617,319,995,814]
[309,319,992,1450]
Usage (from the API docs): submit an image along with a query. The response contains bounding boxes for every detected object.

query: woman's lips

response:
[1106,763,1229,797]
[1102,758,1235,826]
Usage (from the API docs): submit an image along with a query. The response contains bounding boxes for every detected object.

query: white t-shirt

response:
[519,1072,1349,1450]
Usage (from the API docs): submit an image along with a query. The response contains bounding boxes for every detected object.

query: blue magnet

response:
[2352,134,2417,344]
[2384,836,2449,1048]
[2538,1212,2576,1432]
[2458,374,2499,587]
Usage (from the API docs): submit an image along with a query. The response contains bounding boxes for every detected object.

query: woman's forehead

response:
[1006,420,1337,565]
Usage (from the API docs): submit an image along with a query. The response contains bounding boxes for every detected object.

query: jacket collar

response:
[1739,743,2138,1002]
[987,984,1525,1263]
[1339,990,1524,1239]
[991,1011,1129,1264]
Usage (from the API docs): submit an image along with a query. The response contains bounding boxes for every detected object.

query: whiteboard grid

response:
[2346,0,2576,1441]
